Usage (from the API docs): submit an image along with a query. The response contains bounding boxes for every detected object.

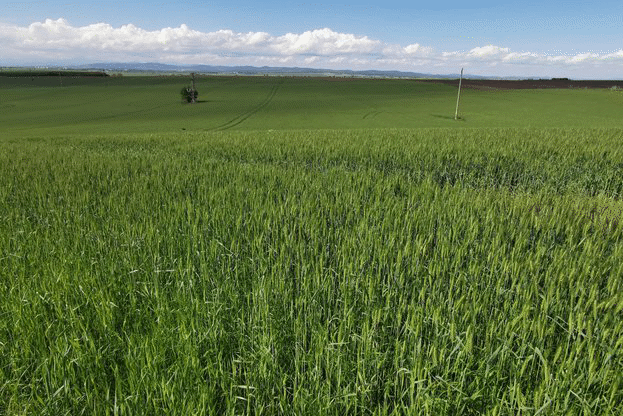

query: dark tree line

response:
[0,71,109,77]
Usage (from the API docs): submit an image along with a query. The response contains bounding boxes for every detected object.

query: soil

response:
[420,79,623,90]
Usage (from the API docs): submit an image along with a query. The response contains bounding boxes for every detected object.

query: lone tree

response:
[181,72,198,103]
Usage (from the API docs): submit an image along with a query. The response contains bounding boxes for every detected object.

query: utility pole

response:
[191,72,196,103]
[454,68,463,120]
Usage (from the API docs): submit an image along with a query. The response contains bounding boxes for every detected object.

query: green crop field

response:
[1,75,622,415]
[2,75,623,137]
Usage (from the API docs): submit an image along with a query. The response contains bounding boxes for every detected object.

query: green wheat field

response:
[1,74,622,415]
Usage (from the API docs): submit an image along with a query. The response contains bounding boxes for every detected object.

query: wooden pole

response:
[191,73,196,103]
[454,68,463,120]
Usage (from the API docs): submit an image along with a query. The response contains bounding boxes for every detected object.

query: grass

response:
[0,76,622,414]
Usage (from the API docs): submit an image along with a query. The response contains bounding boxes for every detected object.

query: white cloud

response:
[402,43,434,57]
[502,52,539,63]
[403,43,421,54]
[2,18,623,78]
[568,52,599,63]
[467,45,510,57]
[304,56,320,64]
[272,28,380,55]
[605,50,623,59]
[3,19,379,56]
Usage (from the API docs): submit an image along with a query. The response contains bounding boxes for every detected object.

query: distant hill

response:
[2,62,544,80]
[72,62,530,80]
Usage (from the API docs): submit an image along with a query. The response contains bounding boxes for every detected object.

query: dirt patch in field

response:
[420,79,623,90]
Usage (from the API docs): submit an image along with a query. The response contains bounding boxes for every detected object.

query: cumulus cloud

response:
[402,43,434,57]
[466,45,511,59]
[272,28,379,55]
[2,18,380,57]
[2,18,623,77]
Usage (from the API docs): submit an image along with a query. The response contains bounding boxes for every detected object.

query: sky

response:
[1,0,622,78]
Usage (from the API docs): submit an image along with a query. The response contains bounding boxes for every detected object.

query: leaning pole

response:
[454,68,463,120]
[191,73,197,104]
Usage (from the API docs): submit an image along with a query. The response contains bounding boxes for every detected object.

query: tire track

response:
[207,80,282,132]
[363,110,382,120]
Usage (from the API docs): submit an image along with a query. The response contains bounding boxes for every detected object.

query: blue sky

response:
[2,0,622,78]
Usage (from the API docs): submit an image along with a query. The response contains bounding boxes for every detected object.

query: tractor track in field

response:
[363,110,382,120]
[207,80,283,132]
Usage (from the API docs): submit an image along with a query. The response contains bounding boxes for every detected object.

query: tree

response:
[181,72,198,103]
[181,86,198,103]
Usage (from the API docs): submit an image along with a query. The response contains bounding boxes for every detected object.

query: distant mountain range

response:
[70,62,532,80]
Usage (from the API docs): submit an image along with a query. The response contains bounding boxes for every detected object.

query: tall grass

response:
[1,128,622,415]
